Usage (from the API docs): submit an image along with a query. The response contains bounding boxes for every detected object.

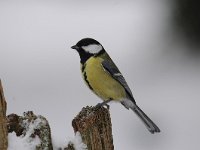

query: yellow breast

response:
[82,57,126,101]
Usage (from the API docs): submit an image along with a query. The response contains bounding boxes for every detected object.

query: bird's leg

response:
[95,99,112,109]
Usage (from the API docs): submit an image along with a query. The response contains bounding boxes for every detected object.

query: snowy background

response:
[1,0,200,149]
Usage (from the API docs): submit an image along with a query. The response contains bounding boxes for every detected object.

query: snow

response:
[55,132,87,150]
[8,117,44,150]
[8,132,40,150]
[8,113,87,150]
[71,132,88,150]
[8,131,87,150]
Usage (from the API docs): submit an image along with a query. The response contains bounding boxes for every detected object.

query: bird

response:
[71,38,160,134]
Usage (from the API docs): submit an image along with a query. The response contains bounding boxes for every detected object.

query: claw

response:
[94,99,112,109]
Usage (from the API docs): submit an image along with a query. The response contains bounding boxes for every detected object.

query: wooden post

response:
[0,80,8,150]
[72,106,114,150]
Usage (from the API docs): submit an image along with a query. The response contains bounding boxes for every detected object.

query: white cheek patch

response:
[82,44,102,54]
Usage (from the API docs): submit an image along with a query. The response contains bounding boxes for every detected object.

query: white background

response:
[1,0,200,149]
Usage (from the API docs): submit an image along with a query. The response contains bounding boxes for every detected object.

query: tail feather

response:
[131,105,160,134]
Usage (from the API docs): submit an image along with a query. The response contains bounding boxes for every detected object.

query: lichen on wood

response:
[72,106,114,150]
[0,80,8,150]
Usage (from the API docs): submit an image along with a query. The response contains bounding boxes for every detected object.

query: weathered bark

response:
[0,80,8,150]
[72,106,114,150]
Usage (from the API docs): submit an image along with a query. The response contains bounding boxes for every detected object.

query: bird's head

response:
[71,38,105,63]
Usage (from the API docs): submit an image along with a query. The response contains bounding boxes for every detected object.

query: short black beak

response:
[71,45,79,50]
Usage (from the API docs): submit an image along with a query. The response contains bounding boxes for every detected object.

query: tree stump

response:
[72,106,114,150]
[0,80,8,150]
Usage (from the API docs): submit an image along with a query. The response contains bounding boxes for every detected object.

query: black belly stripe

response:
[82,64,93,91]
[81,64,86,72]
[83,72,93,91]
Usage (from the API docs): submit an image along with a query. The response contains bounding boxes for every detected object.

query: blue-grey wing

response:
[102,60,135,104]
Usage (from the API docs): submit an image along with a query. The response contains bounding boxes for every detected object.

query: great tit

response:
[71,38,160,134]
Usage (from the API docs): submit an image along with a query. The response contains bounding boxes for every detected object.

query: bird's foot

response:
[94,100,111,110]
